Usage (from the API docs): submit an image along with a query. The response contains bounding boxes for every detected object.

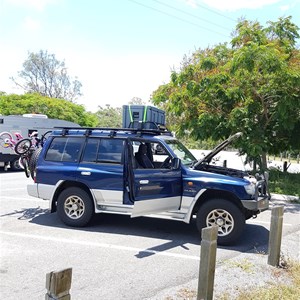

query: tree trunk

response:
[261,152,268,170]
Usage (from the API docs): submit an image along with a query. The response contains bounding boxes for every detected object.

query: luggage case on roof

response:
[122,105,166,129]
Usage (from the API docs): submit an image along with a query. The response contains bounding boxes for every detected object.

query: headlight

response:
[244,176,257,196]
[244,183,256,196]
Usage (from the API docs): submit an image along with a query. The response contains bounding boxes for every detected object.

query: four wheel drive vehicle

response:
[27,127,270,245]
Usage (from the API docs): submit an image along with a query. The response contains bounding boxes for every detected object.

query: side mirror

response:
[171,157,180,170]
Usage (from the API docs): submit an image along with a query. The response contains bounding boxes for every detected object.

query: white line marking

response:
[0,196,45,202]
[0,231,200,261]
[1,188,26,192]
[248,220,292,226]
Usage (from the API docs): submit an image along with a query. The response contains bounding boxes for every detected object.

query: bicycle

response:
[0,132,35,177]
[0,130,51,177]
[16,130,52,178]
[0,131,23,149]
[0,132,25,171]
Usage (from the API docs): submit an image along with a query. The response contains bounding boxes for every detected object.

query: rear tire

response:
[196,199,245,245]
[57,187,94,227]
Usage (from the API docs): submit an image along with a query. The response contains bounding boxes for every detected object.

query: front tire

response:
[196,199,245,245]
[57,187,94,227]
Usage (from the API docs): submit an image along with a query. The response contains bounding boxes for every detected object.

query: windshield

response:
[165,139,196,166]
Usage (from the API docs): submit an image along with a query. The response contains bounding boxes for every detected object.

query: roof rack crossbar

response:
[53,126,171,136]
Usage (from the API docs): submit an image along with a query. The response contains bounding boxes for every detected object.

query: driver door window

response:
[132,140,172,169]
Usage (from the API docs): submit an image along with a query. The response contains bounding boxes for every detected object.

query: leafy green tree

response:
[152,17,300,169]
[129,97,146,105]
[0,93,98,127]
[11,50,82,102]
[95,104,122,127]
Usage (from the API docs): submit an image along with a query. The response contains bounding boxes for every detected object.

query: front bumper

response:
[241,178,270,212]
[241,197,269,211]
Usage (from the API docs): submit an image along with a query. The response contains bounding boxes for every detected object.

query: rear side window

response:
[45,137,83,162]
[82,138,124,164]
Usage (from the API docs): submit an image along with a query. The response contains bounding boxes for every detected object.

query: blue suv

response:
[27,127,269,245]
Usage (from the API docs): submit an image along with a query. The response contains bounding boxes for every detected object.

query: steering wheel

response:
[160,157,171,169]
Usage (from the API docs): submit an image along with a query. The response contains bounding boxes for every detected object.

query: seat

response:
[135,144,154,168]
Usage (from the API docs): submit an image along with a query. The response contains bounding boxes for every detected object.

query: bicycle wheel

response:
[20,156,30,178]
[0,132,13,148]
[40,130,52,147]
[0,131,13,140]
[15,138,32,155]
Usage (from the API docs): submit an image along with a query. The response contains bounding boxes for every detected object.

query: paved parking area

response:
[1,171,299,299]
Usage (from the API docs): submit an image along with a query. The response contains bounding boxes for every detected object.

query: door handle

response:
[81,171,91,176]
[139,180,149,185]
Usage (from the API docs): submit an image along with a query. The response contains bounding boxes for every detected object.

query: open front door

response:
[130,140,182,218]
[131,168,182,217]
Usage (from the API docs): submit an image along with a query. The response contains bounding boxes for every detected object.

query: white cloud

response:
[5,0,59,11]
[60,52,179,112]
[182,0,198,8]
[280,4,290,10]
[280,0,300,11]
[0,47,27,94]
[198,0,281,11]
[23,16,41,31]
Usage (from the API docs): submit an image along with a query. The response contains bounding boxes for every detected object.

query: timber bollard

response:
[268,206,284,267]
[45,268,72,300]
[197,226,218,300]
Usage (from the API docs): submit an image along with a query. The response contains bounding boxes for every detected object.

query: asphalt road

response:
[0,171,299,300]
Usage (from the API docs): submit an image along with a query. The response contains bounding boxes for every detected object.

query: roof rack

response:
[53,125,172,137]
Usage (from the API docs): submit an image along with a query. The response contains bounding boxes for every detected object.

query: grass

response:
[223,258,255,274]
[234,259,300,300]
[270,156,300,164]
[268,170,300,198]
[166,259,300,300]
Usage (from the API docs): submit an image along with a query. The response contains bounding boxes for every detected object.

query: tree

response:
[128,97,146,105]
[152,17,300,170]
[0,93,98,127]
[95,104,122,127]
[11,50,82,102]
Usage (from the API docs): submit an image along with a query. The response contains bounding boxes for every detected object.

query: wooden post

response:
[268,206,284,267]
[45,268,72,300]
[197,226,218,300]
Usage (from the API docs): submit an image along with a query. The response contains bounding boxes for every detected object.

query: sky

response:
[0,0,299,112]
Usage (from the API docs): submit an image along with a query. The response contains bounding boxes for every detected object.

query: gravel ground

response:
[147,196,300,300]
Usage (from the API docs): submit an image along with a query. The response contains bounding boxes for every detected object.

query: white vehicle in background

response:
[0,114,80,171]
